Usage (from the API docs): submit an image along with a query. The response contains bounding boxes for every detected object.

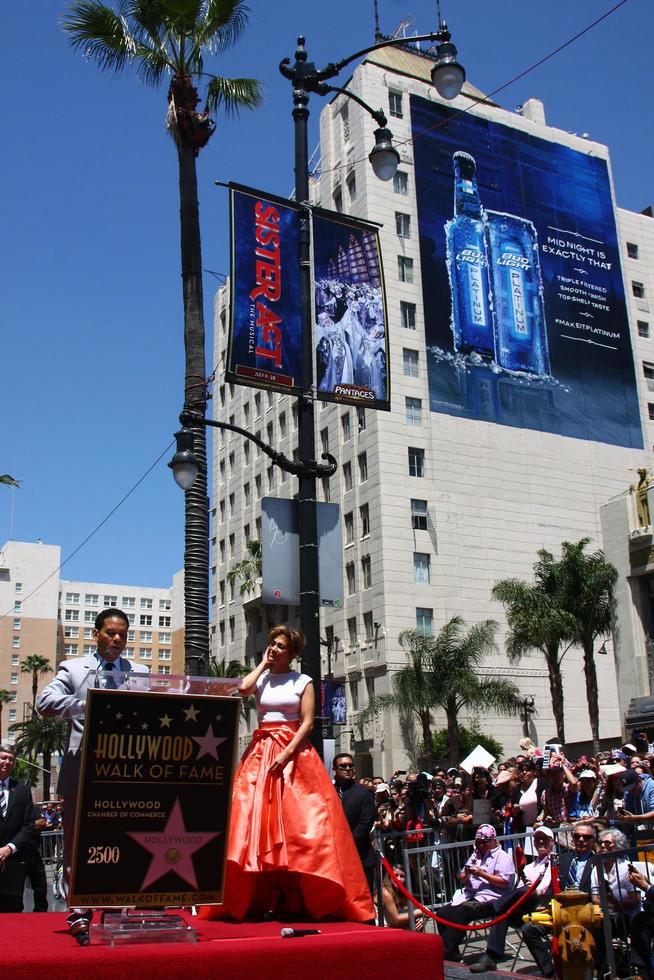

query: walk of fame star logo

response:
[127,798,220,891]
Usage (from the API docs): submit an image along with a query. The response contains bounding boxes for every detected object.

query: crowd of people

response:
[357,735,654,976]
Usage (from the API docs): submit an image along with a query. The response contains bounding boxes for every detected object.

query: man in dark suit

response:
[333,753,377,897]
[0,741,35,912]
[37,607,149,929]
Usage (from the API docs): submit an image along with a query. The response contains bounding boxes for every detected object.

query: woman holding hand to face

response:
[201,626,374,923]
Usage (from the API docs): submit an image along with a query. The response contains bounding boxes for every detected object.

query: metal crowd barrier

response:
[40,829,63,866]
[375,825,654,976]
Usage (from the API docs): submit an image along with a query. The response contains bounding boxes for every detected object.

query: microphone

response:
[280,927,322,938]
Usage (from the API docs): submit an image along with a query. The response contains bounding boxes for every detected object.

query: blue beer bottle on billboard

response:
[445,152,495,360]
[485,211,550,376]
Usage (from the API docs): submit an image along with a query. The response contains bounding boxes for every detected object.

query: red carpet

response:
[5,913,444,979]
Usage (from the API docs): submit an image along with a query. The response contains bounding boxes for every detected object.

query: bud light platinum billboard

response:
[411,96,642,449]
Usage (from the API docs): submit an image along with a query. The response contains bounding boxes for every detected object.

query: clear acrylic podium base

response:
[91,911,198,946]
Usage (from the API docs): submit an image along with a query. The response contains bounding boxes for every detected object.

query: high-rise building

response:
[0,540,184,743]
[211,43,653,772]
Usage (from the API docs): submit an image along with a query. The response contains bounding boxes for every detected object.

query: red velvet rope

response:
[380,854,545,930]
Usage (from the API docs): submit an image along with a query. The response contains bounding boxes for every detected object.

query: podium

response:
[69,672,241,919]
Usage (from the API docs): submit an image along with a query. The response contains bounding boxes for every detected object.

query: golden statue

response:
[632,466,653,528]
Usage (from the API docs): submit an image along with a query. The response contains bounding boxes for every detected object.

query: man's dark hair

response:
[333,753,353,769]
[95,607,130,630]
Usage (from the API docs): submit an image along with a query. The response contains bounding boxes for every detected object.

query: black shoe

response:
[470,954,498,973]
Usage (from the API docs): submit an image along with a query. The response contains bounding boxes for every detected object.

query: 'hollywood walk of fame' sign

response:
[69,681,240,908]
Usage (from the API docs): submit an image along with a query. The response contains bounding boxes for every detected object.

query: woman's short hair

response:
[268,625,305,659]
[599,827,630,851]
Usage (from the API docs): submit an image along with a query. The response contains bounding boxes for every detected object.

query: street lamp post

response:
[172,21,464,754]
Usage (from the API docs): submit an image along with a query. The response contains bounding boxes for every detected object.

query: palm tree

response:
[363,616,521,764]
[557,539,617,754]
[20,654,52,714]
[61,1,262,676]
[227,539,262,597]
[493,554,576,744]
[11,716,67,801]
[209,657,246,678]
[0,689,12,739]
[0,475,20,487]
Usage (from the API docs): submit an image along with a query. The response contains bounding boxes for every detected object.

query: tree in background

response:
[62,1,262,675]
[20,654,52,714]
[363,617,521,764]
[0,690,12,740]
[493,553,576,744]
[227,539,262,597]
[557,539,617,755]
[0,475,20,487]
[11,716,67,801]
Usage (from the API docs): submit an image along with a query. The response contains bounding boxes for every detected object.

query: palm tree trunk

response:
[420,709,433,760]
[176,100,209,677]
[42,749,51,802]
[582,639,601,754]
[32,673,38,713]
[545,647,565,744]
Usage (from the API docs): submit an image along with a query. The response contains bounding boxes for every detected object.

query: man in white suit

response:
[37,607,149,930]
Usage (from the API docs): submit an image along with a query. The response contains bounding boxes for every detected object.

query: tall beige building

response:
[0,539,184,743]
[211,44,653,771]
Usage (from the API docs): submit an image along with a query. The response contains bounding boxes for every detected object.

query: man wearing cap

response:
[470,827,555,973]
[436,823,515,963]
[619,767,654,847]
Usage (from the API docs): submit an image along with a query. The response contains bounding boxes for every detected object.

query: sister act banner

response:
[227,184,391,411]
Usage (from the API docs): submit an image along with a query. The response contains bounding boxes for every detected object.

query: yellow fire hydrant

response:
[526,889,603,980]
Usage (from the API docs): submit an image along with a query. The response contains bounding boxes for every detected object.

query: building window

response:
[127,630,134,641]
[340,103,350,142]
[64,644,77,657]
[320,428,330,453]
[267,466,275,492]
[127,612,135,624]
[11,654,19,666]
[65,592,80,604]
[13,618,20,631]
[401,301,416,330]
[292,404,298,430]
[140,631,153,643]
[341,413,351,443]
[363,612,374,642]
[64,609,79,622]
[347,616,357,647]
[644,363,654,390]
[361,555,371,588]
[12,636,20,649]
[333,186,343,213]
[649,404,654,421]
[638,321,650,338]
[254,392,261,417]
[160,632,171,644]
[360,503,370,538]
[398,256,414,283]
[395,212,411,238]
[357,407,366,432]
[228,492,235,517]
[389,90,403,118]
[14,582,22,594]
[159,650,171,661]
[416,607,434,634]
[229,533,235,558]
[64,625,78,638]
[627,242,639,259]
[159,616,171,627]
[84,644,95,655]
[346,171,356,202]
[414,552,431,584]
[322,477,331,502]
[266,421,274,445]
[346,562,356,595]
[14,601,20,612]
[255,474,262,499]
[84,610,95,623]
[228,451,235,474]
[408,447,425,477]
[158,665,171,675]
[393,170,408,195]
[229,616,235,642]
[405,396,422,425]
[403,348,419,377]
[343,461,353,492]
[84,593,98,605]
[140,597,153,609]
[411,498,428,530]
[279,411,287,438]
[140,614,153,626]
[358,452,368,483]
[244,442,250,465]
[633,281,645,299]
[344,512,354,545]
[139,649,152,660]
[104,595,117,606]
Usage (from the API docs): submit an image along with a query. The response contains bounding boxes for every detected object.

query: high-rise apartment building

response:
[0,540,184,742]
[211,43,653,772]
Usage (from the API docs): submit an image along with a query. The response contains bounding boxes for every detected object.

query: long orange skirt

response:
[206,722,374,922]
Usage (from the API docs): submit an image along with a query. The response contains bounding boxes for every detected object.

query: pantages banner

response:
[227,183,391,411]
[69,686,240,908]
[313,208,391,411]
[227,183,302,395]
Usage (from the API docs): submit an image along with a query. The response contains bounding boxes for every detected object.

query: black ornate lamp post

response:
[172,21,465,753]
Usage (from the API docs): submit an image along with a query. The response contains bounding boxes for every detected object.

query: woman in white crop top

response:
[201,625,374,924]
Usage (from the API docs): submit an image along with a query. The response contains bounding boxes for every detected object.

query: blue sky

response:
[2,0,652,590]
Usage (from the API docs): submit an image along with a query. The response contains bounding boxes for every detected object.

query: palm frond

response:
[204,75,262,116]
[197,0,252,54]
[61,2,139,71]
